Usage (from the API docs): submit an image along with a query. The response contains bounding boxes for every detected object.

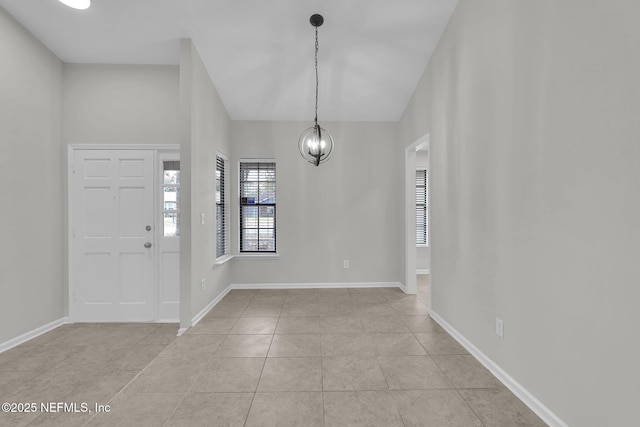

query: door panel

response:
[71,149,155,322]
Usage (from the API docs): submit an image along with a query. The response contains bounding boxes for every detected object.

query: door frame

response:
[404,134,430,296]
[67,144,180,323]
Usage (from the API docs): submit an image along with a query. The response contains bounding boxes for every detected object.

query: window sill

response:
[416,244,430,248]
[233,253,280,260]
[215,254,234,266]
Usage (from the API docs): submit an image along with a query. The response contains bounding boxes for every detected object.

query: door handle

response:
[144,242,152,248]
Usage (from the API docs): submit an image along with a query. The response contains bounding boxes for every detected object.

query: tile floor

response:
[0,276,546,426]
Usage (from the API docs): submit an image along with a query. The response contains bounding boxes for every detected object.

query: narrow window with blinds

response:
[416,168,428,246]
[239,161,276,252]
[216,155,228,258]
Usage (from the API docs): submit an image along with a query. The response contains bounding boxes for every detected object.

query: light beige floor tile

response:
[432,354,504,389]
[241,304,283,318]
[459,388,547,426]
[275,317,321,334]
[320,316,364,333]
[348,288,388,303]
[371,333,427,356]
[124,356,203,393]
[415,332,469,355]
[400,315,444,333]
[191,357,265,392]
[86,392,182,426]
[56,345,130,373]
[165,392,253,427]
[230,317,278,334]
[285,288,320,302]
[214,335,273,357]
[268,334,321,357]
[106,344,167,371]
[206,301,249,318]
[64,370,137,403]
[392,389,483,426]
[390,300,430,315]
[0,370,40,393]
[0,343,77,371]
[378,287,410,301]
[251,294,287,304]
[0,344,35,367]
[245,392,324,427]
[27,371,137,427]
[322,357,388,391]
[0,408,40,427]
[137,324,179,344]
[377,356,452,390]
[158,334,225,360]
[6,369,93,402]
[186,317,238,334]
[224,289,258,301]
[323,391,404,427]
[321,334,376,356]
[317,302,357,316]
[360,315,410,333]
[258,357,322,391]
[354,303,397,316]
[281,302,322,317]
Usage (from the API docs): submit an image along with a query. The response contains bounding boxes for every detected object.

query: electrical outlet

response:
[201,279,205,291]
[496,317,504,338]
[343,260,350,269]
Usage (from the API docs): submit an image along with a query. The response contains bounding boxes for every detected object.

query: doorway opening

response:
[404,134,430,302]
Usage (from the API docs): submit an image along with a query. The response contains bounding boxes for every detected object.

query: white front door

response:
[70,149,156,322]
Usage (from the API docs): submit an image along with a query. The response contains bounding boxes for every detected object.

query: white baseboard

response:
[429,311,567,427]
[190,285,233,328]
[230,281,404,290]
[0,317,69,354]
[416,269,430,275]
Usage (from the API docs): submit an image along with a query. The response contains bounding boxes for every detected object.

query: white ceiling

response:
[0,0,458,121]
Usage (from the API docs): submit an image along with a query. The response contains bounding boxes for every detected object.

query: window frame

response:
[215,153,229,261]
[416,167,429,247]
[238,159,277,254]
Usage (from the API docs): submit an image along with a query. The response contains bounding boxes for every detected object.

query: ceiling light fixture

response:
[298,14,334,167]
[57,0,90,10]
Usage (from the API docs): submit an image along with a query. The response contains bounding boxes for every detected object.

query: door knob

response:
[144,242,152,248]
[146,225,152,231]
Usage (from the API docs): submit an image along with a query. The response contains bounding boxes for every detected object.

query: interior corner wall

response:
[179,40,232,325]
[229,121,403,286]
[399,1,640,425]
[0,7,64,344]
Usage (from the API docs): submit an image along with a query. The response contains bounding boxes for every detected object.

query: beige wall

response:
[230,121,403,285]
[0,8,64,344]
[399,1,640,425]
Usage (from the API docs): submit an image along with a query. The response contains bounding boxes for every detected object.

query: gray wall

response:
[179,40,232,324]
[0,8,64,344]
[399,1,640,425]
[230,121,403,286]
[63,64,180,145]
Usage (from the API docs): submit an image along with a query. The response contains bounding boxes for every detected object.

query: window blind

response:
[239,161,276,252]
[416,169,428,246]
[216,155,227,258]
